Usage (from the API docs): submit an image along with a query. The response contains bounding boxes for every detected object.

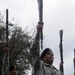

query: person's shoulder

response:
[51,65,58,71]
[52,65,63,75]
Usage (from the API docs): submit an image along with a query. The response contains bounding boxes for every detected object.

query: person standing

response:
[9,65,19,75]
[32,48,63,75]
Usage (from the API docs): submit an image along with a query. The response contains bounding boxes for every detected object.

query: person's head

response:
[40,48,54,65]
[9,65,17,72]
[9,65,19,75]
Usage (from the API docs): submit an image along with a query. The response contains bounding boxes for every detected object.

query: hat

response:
[40,48,52,60]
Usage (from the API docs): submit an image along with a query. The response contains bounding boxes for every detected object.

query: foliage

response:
[9,26,31,75]
[0,22,32,75]
[0,24,6,75]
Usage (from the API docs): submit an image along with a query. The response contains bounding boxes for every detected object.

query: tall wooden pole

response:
[38,0,43,22]
[59,30,64,75]
[6,9,8,46]
[6,9,9,75]
[2,9,10,75]
[37,0,43,50]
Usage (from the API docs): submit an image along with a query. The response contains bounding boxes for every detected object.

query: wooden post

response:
[59,30,64,75]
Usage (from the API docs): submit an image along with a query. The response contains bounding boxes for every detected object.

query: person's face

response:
[42,50,54,65]
[10,67,19,75]
[10,71,19,75]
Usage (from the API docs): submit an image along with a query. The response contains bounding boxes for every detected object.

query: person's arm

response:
[30,31,40,66]
[59,62,64,75]
[30,22,43,66]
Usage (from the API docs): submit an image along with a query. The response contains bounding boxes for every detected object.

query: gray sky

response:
[0,0,75,75]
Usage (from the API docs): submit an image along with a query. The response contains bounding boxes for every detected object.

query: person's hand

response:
[59,62,64,67]
[59,62,64,72]
[37,22,43,31]
[14,71,19,75]
[74,72,75,75]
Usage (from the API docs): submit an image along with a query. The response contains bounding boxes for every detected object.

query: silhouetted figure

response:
[9,65,19,75]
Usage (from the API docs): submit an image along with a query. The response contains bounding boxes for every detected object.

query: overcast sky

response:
[0,0,75,75]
